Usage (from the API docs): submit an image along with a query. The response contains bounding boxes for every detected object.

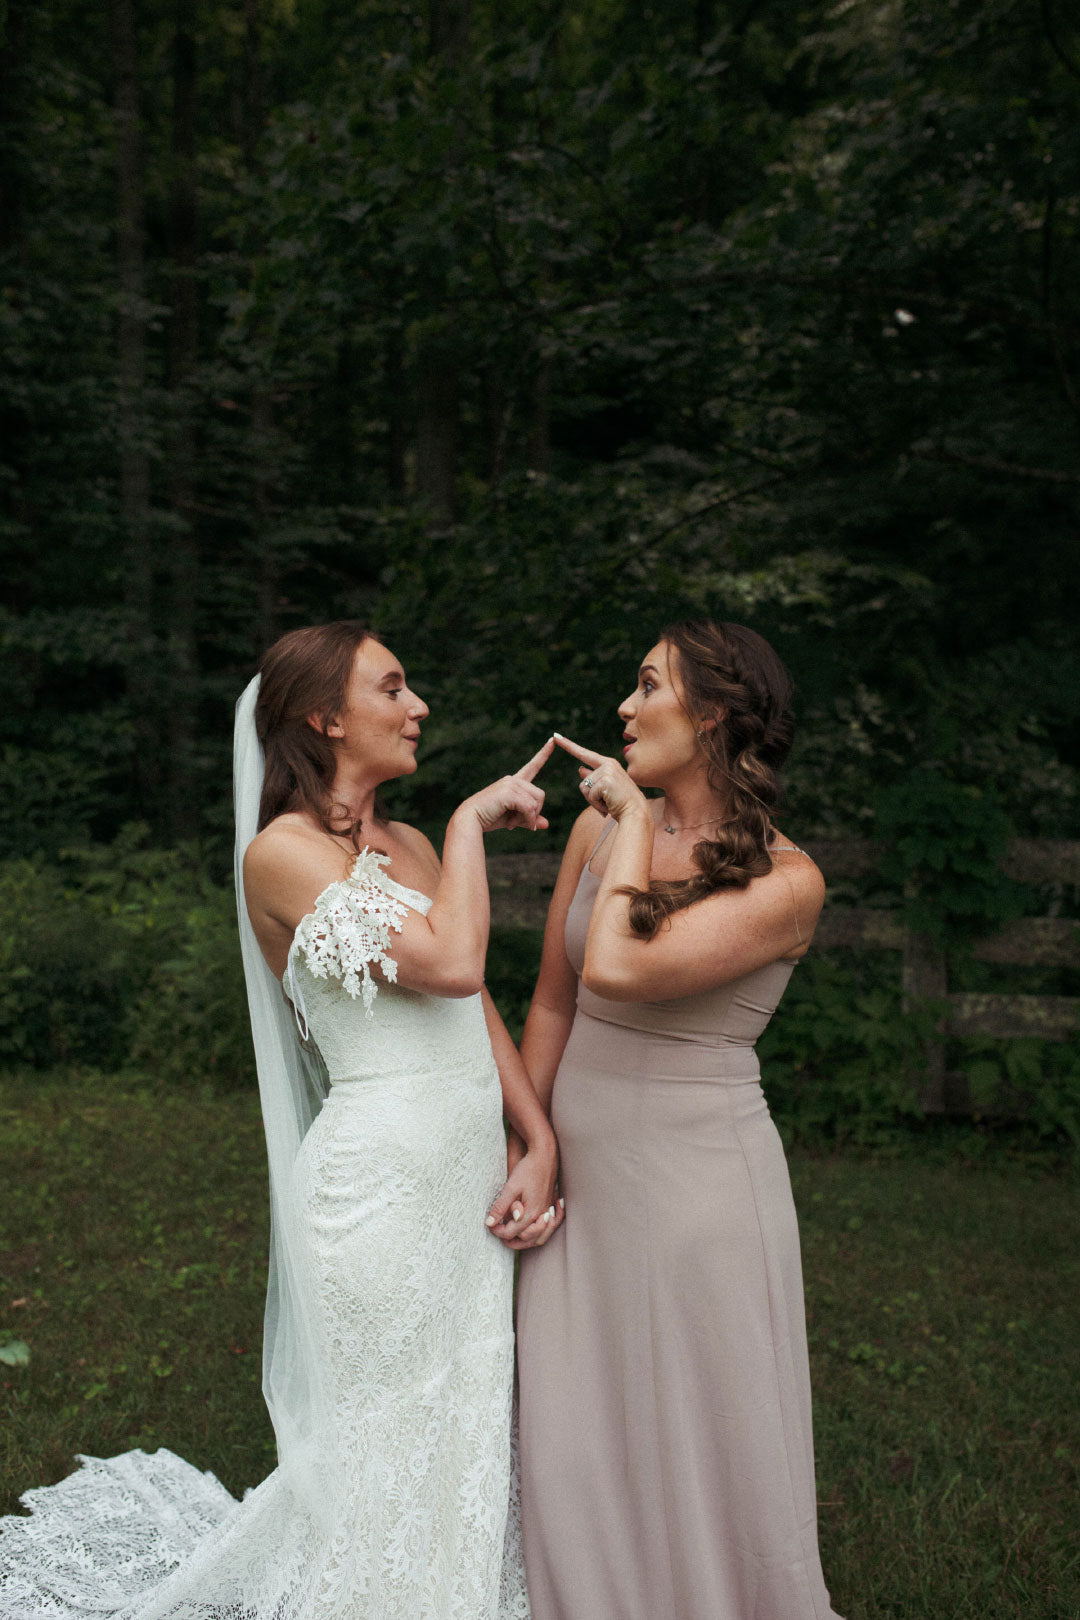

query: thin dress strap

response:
[586,816,618,871]
[770,839,811,947]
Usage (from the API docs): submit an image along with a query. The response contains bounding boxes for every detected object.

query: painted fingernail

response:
[485,1215,496,1227]
[512,1207,523,1221]
[543,1211,552,1223]
[558,1197,565,1208]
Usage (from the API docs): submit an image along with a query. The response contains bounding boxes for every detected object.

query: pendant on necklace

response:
[663,823,677,835]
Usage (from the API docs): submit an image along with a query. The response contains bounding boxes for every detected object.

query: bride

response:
[0,619,558,1619]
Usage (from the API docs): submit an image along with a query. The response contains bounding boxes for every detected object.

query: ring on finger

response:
[583,777,594,790]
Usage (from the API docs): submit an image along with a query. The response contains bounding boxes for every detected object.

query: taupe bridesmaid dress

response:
[516,827,843,1620]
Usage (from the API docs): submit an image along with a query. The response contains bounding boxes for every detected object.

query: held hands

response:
[461,738,555,833]
[486,1128,563,1251]
[553,733,649,823]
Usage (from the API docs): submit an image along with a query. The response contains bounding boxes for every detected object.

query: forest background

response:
[3,9,1080,1609]
[1,0,1079,1137]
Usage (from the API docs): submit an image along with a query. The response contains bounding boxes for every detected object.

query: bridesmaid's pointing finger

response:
[552,732,606,768]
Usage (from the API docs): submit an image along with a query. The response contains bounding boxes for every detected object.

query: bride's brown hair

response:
[623,619,795,940]
[255,620,375,848]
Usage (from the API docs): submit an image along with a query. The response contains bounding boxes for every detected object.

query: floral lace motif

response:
[291,849,408,1016]
[0,851,529,1618]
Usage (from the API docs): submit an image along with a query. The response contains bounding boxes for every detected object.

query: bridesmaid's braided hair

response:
[255,619,374,849]
[624,620,795,940]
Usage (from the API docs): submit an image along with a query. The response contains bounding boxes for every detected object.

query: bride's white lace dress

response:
[0,855,530,1620]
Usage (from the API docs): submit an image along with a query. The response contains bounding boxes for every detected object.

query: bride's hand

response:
[485,1128,563,1250]
[553,733,650,823]
[457,739,554,833]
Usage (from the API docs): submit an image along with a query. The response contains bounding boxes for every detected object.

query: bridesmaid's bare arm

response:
[584,842,824,1002]
[518,807,604,1115]
[552,736,824,1003]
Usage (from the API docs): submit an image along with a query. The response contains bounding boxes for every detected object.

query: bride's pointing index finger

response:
[552,732,605,769]
[513,736,556,783]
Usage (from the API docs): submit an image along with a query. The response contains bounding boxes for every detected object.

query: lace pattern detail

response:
[0,848,529,1617]
[291,849,409,1016]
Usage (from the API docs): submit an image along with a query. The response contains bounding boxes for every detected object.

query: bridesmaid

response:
[514,620,843,1620]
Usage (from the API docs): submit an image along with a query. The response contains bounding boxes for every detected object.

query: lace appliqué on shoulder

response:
[293,849,408,1017]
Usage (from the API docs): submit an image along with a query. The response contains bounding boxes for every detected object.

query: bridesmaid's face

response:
[617,641,702,788]
[325,639,430,784]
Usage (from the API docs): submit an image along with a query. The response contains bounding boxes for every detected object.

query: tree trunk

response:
[527,350,552,474]
[428,0,471,66]
[243,0,278,656]
[167,4,200,836]
[414,0,471,525]
[251,387,278,654]
[416,347,459,523]
[0,0,32,253]
[386,327,407,495]
[110,0,158,814]
[0,0,33,566]
[243,0,264,170]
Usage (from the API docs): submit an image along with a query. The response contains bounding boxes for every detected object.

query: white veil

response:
[232,675,337,1527]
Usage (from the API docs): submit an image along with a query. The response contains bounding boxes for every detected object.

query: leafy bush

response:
[961,1037,1080,1148]
[875,772,1029,944]
[126,889,254,1090]
[758,955,935,1147]
[0,832,251,1084]
[0,859,133,1068]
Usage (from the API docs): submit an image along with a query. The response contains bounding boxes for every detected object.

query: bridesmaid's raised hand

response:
[553,732,648,823]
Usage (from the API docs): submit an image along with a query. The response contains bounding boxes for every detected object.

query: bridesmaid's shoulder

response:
[764,836,826,911]
[564,806,607,856]
[550,807,607,890]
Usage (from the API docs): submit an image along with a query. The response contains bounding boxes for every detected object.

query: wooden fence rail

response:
[486,839,1080,1114]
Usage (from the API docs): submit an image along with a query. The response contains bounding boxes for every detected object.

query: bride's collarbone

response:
[359,828,439,899]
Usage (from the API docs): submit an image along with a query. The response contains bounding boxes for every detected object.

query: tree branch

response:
[1039,0,1080,83]
[910,446,1080,484]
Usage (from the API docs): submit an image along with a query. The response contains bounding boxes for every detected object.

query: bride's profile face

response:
[617,640,703,788]
[326,638,429,783]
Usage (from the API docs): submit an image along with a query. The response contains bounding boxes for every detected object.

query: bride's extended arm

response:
[394,741,555,996]
[245,741,555,994]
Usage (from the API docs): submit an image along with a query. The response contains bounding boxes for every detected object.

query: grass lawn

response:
[1,1072,1077,1619]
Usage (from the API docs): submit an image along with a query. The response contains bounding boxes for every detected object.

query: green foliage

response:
[875,772,1030,944]
[483,929,544,1045]
[126,890,254,1090]
[963,1037,1080,1146]
[758,955,934,1146]
[0,859,133,1068]
[2,0,1078,855]
[0,833,250,1084]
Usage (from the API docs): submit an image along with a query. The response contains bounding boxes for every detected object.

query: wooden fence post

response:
[901,930,948,1111]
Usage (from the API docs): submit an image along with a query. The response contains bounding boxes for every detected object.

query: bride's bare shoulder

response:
[382,819,442,891]
[243,816,347,909]
[385,819,438,860]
